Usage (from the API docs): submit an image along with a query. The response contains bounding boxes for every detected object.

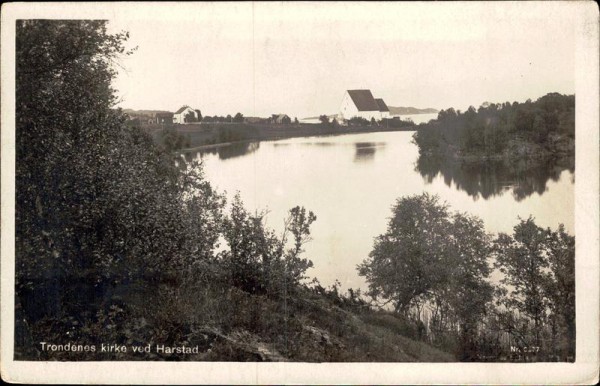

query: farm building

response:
[173,106,200,124]
[271,114,291,124]
[339,90,390,121]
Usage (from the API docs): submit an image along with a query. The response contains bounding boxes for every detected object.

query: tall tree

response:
[233,112,244,123]
[357,193,493,339]
[220,196,315,296]
[16,20,136,318]
[15,20,224,324]
[444,212,493,360]
[544,224,575,359]
[184,110,197,123]
[494,217,550,347]
[358,194,450,313]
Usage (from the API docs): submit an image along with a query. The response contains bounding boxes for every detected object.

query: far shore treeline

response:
[15,20,574,362]
[412,93,575,160]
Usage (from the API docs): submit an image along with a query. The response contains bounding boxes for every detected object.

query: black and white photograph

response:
[1,2,598,384]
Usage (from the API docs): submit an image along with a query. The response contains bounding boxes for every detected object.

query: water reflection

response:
[196,131,573,290]
[415,155,574,201]
[273,141,336,147]
[201,139,387,163]
[307,142,337,147]
[353,142,385,162]
[196,141,260,160]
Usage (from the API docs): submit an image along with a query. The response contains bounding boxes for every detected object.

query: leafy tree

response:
[437,107,457,122]
[381,118,416,129]
[348,117,370,126]
[544,224,575,358]
[494,217,550,347]
[233,112,244,123]
[220,196,315,296]
[358,193,492,315]
[412,93,575,158]
[16,20,136,319]
[444,212,493,360]
[358,194,450,312]
[15,20,224,331]
[220,195,275,294]
[319,115,329,125]
[184,110,197,123]
[358,193,493,359]
[411,124,441,154]
[493,218,575,359]
[14,18,330,363]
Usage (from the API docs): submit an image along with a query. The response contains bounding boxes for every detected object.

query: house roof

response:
[375,98,389,112]
[174,106,191,114]
[347,90,380,111]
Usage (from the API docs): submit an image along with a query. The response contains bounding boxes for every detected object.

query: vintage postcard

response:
[1,2,598,384]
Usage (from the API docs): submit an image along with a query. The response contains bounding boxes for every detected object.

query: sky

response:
[108,2,577,119]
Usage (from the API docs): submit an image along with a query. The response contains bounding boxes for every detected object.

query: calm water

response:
[186,131,574,290]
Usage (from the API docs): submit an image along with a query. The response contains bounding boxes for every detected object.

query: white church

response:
[338,89,390,121]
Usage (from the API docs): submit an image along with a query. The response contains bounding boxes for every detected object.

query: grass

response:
[135,284,457,362]
[21,281,455,362]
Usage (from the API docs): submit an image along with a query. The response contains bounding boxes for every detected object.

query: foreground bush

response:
[15,20,321,360]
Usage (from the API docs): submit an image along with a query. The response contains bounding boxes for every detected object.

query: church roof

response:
[347,90,380,111]
[375,98,389,112]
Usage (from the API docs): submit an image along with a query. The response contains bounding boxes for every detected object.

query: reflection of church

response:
[353,142,386,163]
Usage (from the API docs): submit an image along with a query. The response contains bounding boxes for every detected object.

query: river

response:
[186,131,574,290]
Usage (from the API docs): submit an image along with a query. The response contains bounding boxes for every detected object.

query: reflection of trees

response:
[353,142,385,163]
[415,155,574,201]
[184,141,260,163]
[215,141,259,160]
[181,151,201,166]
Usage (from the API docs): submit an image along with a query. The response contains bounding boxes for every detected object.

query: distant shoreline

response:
[300,112,437,121]
[144,122,418,152]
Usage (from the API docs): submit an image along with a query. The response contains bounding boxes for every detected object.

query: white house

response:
[173,105,199,124]
[339,90,390,121]
[270,114,291,124]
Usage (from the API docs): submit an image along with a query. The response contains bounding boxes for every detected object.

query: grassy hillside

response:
[18,281,454,361]
[184,286,455,362]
